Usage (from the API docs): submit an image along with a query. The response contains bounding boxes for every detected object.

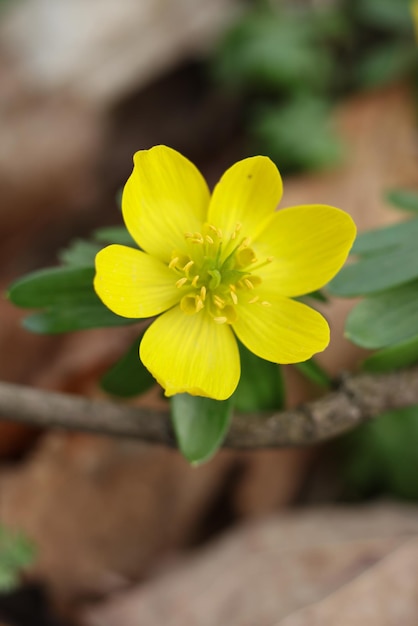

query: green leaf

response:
[0,525,36,592]
[294,358,332,387]
[363,334,418,372]
[328,238,418,296]
[385,188,418,213]
[93,226,137,247]
[351,218,418,256]
[355,43,417,88]
[171,394,233,465]
[353,0,415,33]
[22,303,137,334]
[252,97,344,172]
[58,240,103,267]
[8,266,96,308]
[345,280,418,348]
[340,405,418,500]
[233,342,285,412]
[101,335,155,397]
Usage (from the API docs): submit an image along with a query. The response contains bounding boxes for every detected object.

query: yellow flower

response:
[94,146,355,400]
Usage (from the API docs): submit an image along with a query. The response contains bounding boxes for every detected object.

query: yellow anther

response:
[248,296,260,304]
[169,256,179,269]
[195,298,204,312]
[230,290,238,305]
[184,232,194,239]
[261,301,271,307]
[267,256,274,263]
[183,260,194,274]
[205,235,214,245]
[200,286,207,301]
[243,278,254,290]
[176,277,188,288]
[213,295,225,309]
[213,316,228,324]
[241,237,251,248]
[191,275,200,287]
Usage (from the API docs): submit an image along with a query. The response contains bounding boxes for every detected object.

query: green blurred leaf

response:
[345,280,418,348]
[353,0,414,33]
[101,335,155,397]
[171,394,233,465]
[233,342,285,412]
[356,43,417,88]
[58,239,103,267]
[8,266,96,308]
[93,226,137,247]
[252,96,344,172]
[294,359,332,388]
[328,238,418,297]
[22,303,136,334]
[213,10,333,93]
[340,405,418,500]
[363,334,418,372]
[351,218,418,256]
[385,188,418,213]
[0,526,36,592]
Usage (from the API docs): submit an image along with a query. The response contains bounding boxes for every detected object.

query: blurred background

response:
[0,0,417,624]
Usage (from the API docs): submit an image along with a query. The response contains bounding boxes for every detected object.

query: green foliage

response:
[355,43,417,89]
[363,335,418,373]
[251,96,344,172]
[351,0,414,33]
[58,240,103,267]
[385,188,418,213]
[7,266,137,334]
[340,406,418,500]
[294,359,332,388]
[171,394,233,465]
[0,526,36,592]
[233,342,285,412]
[100,334,155,397]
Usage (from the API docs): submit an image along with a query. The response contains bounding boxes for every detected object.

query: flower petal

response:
[254,204,356,297]
[122,145,210,262]
[140,307,240,400]
[233,293,330,363]
[94,244,180,318]
[207,156,283,242]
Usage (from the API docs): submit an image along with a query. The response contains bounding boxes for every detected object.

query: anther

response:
[230,290,238,305]
[261,301,272,307]
[248,296,260,304]
[213,316,228,324]
[200,286,207,301]
[243,278,254,290]
[195,298,204,312]
[176,277,188,288]
[205,235,214,245]
[169,257,179,269]
[213,295,225,309]
[191,275,200,287]
[183,260,194,274]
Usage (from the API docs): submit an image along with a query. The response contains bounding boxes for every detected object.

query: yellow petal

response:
[207,156,283,242]
[94,244,180,318]
[233,294,330,364]
[140,307,240,400]
[254,205,356,297]
[122,145,210,262]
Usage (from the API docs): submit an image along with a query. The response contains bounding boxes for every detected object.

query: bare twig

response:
[0,368,417,448]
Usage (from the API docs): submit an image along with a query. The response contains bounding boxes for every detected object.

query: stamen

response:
[200,286,207,301]
[213,316,228,324]
[176,277,188,288]
[205,235,214,245]
[183,260,194,274]
[243,278,254,290]
[169,256,179,269]
[213,295,225,309]
[195,298,204,312]
[230,290,238,305]
[249,296,260,304]
[261,301,271,307]
[191,275,200,287]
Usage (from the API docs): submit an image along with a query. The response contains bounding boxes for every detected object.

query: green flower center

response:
[169,222,273,324]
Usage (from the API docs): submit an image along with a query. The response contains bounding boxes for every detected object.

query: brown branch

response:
[0,367,418,448]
